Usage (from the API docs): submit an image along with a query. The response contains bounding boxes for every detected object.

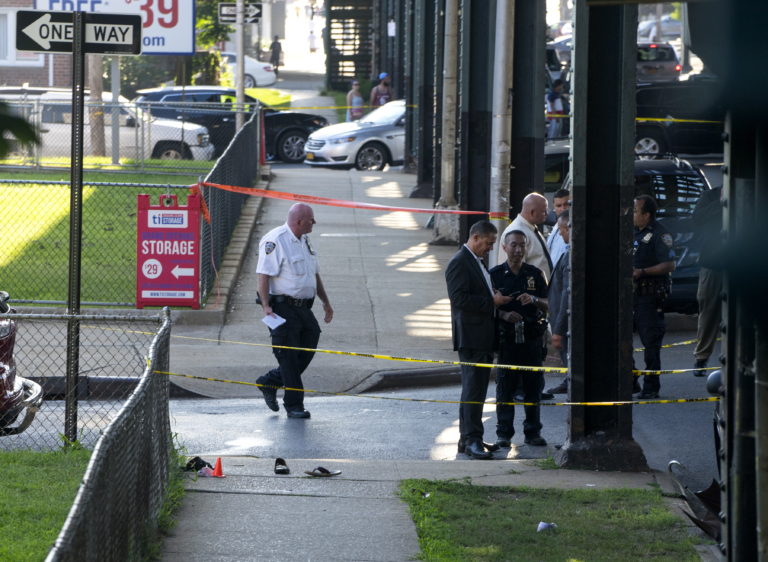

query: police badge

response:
[265,241,276,254]
[527,276,536,290]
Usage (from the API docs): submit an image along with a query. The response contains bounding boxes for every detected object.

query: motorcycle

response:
[0,291,43,436]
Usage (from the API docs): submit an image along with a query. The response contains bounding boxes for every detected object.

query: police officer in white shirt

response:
[256,203,334,418]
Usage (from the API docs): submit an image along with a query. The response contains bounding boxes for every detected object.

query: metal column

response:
[554,0,647,471]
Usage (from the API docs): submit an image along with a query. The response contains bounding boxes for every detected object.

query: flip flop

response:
[304,466,341,477]
[274,458,290,475]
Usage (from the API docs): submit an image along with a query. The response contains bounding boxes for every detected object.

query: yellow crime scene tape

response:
[151,370,719,407]
[274,105,722,126]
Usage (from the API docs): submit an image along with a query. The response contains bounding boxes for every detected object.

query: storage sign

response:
[136,193,200,309]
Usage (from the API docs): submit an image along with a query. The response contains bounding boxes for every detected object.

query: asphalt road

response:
[169,329,720,492]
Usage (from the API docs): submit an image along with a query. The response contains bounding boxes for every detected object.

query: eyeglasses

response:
[352,83,360,86]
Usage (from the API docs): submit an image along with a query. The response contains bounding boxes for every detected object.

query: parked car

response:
[636,42,681,83]
[220,51,277,88]
[545,141,712,313]
[635,78,725,157]
[0,87,214,161]
[303,99,406,171]
[134,86,329,162]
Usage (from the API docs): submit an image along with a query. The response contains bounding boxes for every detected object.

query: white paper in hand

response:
[262,314,286,330]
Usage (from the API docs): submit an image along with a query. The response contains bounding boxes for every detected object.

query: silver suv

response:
[0,87,214,161]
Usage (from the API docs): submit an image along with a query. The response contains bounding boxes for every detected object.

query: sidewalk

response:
[161,456,718,561]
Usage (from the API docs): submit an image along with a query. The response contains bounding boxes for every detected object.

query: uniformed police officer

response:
[490,230,549,447]
[256,203,334,418]
[633,194,675,399]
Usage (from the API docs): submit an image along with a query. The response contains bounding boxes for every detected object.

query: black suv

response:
[133,86,329,162]
[635,78,725,157]
[544,143,712,313]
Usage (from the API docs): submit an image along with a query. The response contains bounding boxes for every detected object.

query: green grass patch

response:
[400,479,700,561]
[321,90,350,124]
[0,448,91,561]
[0,169,199,303]
[0,156,214,173]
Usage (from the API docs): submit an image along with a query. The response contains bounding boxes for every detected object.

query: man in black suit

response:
[445,221,512,459]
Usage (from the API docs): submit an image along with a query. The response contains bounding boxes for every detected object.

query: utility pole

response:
[489,0,515,266]
[236,0,245,130]
[432,0,459,244]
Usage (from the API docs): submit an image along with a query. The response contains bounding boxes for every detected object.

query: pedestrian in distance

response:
[546,211,570,395]
[498,192,552,281]
[369,72,393,107]
[546,79,566,140]
[269,35,283,78]
[491,230,549,448]
[691,186,724,377]
[256,203,334,419]
[632,194,676,399]
[445,221,513,460]
[346,80,365,121]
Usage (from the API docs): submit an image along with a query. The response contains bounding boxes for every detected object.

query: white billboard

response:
[32,0,195,54]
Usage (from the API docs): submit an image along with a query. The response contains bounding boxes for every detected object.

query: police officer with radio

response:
[491,230,549,447]
[632,195,675,399]
[256,203,334,419]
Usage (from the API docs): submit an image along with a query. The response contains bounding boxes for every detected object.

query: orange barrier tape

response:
[189,184,211,224]
[201,181,488,215]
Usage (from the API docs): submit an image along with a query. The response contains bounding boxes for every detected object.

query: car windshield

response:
[637,45,675,62]
[635,171,708,217]
[360,102,404,125]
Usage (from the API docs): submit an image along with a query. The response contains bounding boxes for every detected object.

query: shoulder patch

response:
[264,241,276,255]
[661,233,674,248]
[642,232,653,244]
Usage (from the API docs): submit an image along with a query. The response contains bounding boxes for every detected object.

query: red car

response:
[0,292,42,436]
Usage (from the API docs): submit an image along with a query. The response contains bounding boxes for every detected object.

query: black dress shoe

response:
[482,442,500,452]
[524,435,547,446]
[260,386,279,412]
[457,439,466,454]
[540,392,554,400]
[638,390,659,400]
[286,409,311,419]
[494,438,511,448]
[693,359,707,377]
[465,441,493,460]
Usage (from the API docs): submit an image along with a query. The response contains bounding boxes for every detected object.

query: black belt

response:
[270,295,314,308]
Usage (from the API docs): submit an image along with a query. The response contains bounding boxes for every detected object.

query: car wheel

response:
[355,142,388,171]
[634,129,666,159]
[244,74,256,88]
[277,130,307,163]
[152,142,189,160]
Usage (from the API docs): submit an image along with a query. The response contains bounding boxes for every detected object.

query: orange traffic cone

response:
[212,457,225,478]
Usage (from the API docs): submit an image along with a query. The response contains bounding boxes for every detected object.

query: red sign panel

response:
[136,193,200,309]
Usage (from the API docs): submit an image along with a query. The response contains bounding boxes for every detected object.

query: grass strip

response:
[400,479,701,561]
[0,449,91,562]
[0,169,199,304]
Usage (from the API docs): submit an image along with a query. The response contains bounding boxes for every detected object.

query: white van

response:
[0,87,215,161]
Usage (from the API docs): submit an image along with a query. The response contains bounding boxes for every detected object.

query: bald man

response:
[256,203,334,419]
[497,193,553,281]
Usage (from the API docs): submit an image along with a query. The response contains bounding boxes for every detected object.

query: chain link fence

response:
[1,98,216,173]
[43,308,172,561]
[0,107,262,307]
[0,310,166,451]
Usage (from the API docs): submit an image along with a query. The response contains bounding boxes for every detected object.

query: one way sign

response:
[16,11,142,55]
[218,3,262,24]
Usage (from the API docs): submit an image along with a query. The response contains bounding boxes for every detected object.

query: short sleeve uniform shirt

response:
[257,223,318,299]
[633,220,675,270]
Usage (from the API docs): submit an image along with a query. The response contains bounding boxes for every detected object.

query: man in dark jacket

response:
[546,211,570,394]
[445,221,512,459]
[692,187,723,376]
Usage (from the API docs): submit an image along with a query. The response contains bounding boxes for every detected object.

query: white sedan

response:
[221,52,277,87]
[303,100,406,171]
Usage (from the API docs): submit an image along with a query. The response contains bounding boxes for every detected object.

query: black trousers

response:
[496,339,543,439]
[257,302,321,411]
[634,294,665,393]
[458,348,493,444]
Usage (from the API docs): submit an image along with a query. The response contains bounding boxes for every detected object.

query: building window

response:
[0,10,44,67]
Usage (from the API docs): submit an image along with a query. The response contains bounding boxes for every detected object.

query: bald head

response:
[520,192,548,226]
[287,203,316,237]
